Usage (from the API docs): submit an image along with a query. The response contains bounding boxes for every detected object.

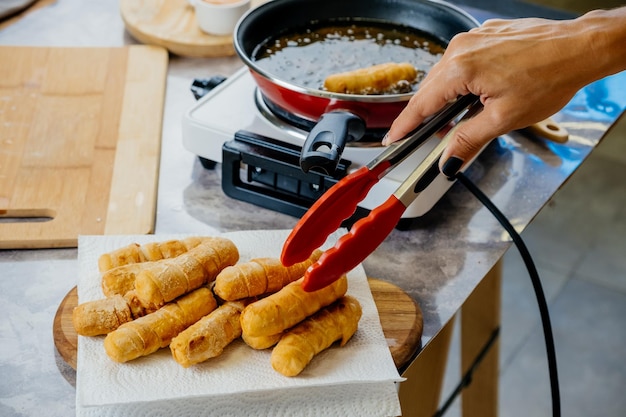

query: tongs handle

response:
[366,94,480,172]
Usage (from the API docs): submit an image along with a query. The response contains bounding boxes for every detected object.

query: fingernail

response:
[381,133,390,146]
[441,156,464,180]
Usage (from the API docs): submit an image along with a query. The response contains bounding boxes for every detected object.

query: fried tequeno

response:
[170,301,246,367]
[240,275,348,338]
[323,62,418,95]
[101,263,144,297]
[97,236,208,272]
[134,260,204,308]
[123,290,160,318]
[72,290,159,336]
[72,294,131,336]
[214,249,323,301]
[242,332,282,350]
[271,295,362,377]
[134,237,239,307]
[103,287,217,363]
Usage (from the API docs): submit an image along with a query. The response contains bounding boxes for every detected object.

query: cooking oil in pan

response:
[252,20,446,93]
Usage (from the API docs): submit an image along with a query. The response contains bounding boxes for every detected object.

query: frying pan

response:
[234,0,479,174]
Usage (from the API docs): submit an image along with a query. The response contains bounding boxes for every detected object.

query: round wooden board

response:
[53,286,79,370]
[369,278,423,368]
[53,278,423,371]
[119,0,237,58]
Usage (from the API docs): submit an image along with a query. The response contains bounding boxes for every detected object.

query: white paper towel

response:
[75,229,404,417]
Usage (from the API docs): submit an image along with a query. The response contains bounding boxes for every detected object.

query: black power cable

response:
[434,326,500,417]
[450,170,561,417]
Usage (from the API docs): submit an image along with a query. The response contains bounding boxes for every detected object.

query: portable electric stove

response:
[182,66,465,223]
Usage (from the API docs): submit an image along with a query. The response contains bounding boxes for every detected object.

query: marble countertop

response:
[1,1,624,415]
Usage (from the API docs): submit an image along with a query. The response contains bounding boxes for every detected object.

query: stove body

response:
[182,67,463,222]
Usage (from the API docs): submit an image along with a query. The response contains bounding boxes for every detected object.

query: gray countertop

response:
[1,1,624,416]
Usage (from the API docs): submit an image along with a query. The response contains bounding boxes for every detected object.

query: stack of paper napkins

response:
[75,229,404,417]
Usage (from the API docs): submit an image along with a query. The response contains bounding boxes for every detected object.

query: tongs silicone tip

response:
[301,195,407,292]
[280,163,389,267]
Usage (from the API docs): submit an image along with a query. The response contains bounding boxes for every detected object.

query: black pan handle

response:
[299,111,366,174]
[190,75,227,100]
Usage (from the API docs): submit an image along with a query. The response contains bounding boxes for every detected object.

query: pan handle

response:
[299,111,366,174]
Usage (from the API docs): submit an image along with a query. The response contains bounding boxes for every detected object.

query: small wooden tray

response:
[53,278,422,370]
[119,0,238,58]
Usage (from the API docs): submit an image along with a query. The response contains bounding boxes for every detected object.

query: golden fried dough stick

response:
[72,294,131,337]
[170,301,247,367]
[323,62,418,95]
[72,290,159,336]
[214,249,323,301]
[101,263,144,297]
[123,290,160,318]
[240,275,348,338]
[97,236,208,272]
[134,237,239,307]
[103,287,217,363]
[271,295,362,376]
[242,332,283,350]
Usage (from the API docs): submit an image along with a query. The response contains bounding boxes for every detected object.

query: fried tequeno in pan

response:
[240,275,348,338]
[271,295,362,376]
[97,236,208,272]
[170,301,247,367]
[134,237,239,307]
[213,249,323,301]
[104,287,217,363]
[323,62,419,95]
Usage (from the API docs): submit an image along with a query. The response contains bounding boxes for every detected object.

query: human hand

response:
[383,8,626,177]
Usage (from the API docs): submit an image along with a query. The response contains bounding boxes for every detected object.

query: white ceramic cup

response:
[190,0,251,36]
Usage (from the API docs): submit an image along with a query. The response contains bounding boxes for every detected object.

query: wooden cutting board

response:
[0,45,168,249]
[53,278,423,371]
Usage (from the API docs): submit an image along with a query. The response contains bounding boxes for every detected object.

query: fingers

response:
[383,65,466,145]
[438,109,507,177]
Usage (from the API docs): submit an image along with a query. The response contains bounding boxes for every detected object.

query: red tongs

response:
[281,94,482,292]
